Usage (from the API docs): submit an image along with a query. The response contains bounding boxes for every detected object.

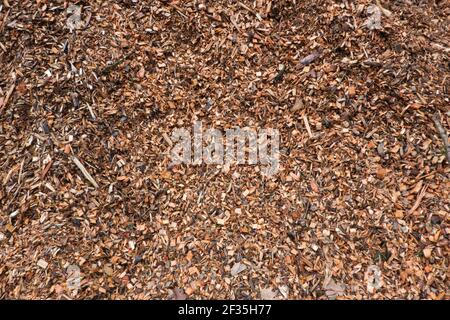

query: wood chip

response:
[302,113,314,138]
[37,259,48,269]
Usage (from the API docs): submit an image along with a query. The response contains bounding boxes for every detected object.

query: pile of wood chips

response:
[0,0,448,299]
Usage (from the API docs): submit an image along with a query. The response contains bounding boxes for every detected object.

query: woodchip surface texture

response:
[0,0,449,299]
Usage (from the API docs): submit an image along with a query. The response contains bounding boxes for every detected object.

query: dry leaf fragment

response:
[64,144,71,154]
[188,266,199,275]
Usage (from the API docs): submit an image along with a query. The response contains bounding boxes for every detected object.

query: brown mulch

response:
[0,0,449,299]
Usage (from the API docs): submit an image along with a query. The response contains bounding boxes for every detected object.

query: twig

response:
[41,159,53,179]
[156,0,187,18]
[238,2,262,20]
[162,133,173,146]
[86,103,96,120]
[17,158,24,185]
[431,112,450,164]
[100,51,135,75]
[302,113,314,138]
[72,156,99,188]
[408,184,428,215]
[408,171,436,185]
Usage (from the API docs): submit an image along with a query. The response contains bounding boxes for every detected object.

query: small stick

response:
[431,112,450,164]
[162,133,173,146]
[17,158,24,185]
[41,159,53,179]
[408,184,428,215]
[100,51,135,75]
[238,2,254,13]
[72,156,99,188]
[408,171,436,185]
[238,2,261,20]
[86,103,96,120]
[302,113,314,138]
[272,64,286,83]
